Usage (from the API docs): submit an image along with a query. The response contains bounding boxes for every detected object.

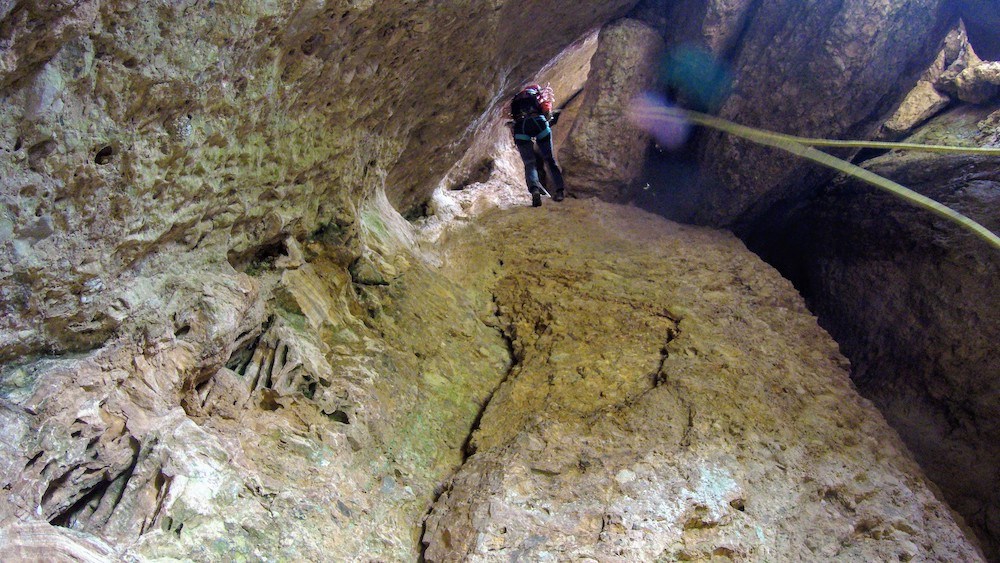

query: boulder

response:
[423,199,982,562]
[954,61,1000,104]
[560,20,665,200]
[882,24,968,136]
[882,80,951,135]
[683,0,953,228]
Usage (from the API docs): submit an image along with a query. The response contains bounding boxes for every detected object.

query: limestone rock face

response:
[423,200,982,561]
[0,521,119,562]
[1,1,995,560]
[954,62,1000,104]
[683,0,953,228]
[0,0,637,363]
[883,25,969,136]
[634,0,754,55]
[882,81,952,135]
[0,199,512,560]
[560,19,664,201]
[935,27,981,96]
[746,104,1000,560]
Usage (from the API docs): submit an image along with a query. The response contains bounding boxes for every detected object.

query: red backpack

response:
[511,84,555,119]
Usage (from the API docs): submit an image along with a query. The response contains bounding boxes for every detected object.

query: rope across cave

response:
[638,106,1000,251]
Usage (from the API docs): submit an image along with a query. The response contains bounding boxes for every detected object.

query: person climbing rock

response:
[509,84,566,207]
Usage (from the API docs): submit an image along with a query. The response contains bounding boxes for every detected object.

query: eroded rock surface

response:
[954,61,1000,104]
[0,206,511,560]
[1,1,996,560]
[0,0,637,363]
[883,25,969,136]
[633,0,754,56]
[423,200,982,561]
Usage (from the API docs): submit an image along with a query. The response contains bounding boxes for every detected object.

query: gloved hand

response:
[549,110,562,126]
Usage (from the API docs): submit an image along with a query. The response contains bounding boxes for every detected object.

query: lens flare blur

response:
[626,92,691,150]
[659,44,733,112]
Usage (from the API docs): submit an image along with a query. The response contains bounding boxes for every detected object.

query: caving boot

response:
[530,187,542,207]
[552,188,565,202]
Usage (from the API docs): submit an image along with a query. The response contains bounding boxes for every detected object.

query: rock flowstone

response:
[0,216,512,561]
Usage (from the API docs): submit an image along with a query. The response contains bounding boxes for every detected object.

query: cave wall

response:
[633,0,955,228]
[0,0,637,364]
[746,104,1000,559]
[619,1,1000,557]
[0,215,515,560]
[0,1,647,559]
[0,0,995,559]
[712,0,954,227]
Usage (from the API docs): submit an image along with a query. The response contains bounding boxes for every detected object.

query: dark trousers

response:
[515,134,565,195]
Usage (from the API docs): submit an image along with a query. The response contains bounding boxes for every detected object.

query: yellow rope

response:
[640,106,1000,251]
[683,109,1000,155]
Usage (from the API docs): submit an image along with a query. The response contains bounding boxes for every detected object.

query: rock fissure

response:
[459,304,518,463]
[718,0,766,62]
[652,322,680,386]
[418,292,519,562]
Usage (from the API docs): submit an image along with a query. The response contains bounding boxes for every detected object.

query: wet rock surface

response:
[423,199,982,561]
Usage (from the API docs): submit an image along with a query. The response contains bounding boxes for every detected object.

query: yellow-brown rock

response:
[560,19,664,200]
[423,199,981,562]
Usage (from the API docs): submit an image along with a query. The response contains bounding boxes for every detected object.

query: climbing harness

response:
[513,115,551,142]
[631,104,1000,251]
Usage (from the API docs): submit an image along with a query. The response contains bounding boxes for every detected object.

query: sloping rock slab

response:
[747,103,1000,560]
[423,199,982,561]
